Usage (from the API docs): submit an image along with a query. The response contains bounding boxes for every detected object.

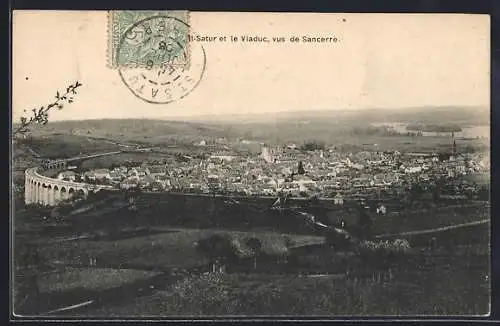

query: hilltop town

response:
[53,142,490,205]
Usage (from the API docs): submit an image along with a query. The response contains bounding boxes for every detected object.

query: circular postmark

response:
[116,15,206,104]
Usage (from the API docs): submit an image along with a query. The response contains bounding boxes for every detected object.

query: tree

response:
[245,237,263,270]
[356,204,373,239]
[196,233,240,272]
[300,141,325,151]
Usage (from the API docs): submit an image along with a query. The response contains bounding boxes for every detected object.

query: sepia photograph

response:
[11,11,491,318]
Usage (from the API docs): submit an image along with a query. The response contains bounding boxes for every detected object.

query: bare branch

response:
[13,81,83,137]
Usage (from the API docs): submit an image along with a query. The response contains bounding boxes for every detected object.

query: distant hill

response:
[24,119,241,145]
[14,106,489,151]
[184,106,489,125]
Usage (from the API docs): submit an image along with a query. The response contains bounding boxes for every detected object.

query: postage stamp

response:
[107,10,190,68]
[117,15,206,104]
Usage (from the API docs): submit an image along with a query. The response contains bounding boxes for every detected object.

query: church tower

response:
[260,144,274,163]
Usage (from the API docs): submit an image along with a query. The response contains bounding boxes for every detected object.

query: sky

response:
[12,11,490,121]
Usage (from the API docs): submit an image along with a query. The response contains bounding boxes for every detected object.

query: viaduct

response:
[24,151,121,206]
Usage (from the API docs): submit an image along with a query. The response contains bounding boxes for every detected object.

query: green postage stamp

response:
[107,10,190,68]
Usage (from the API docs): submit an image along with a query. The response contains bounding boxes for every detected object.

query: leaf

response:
[56,91,60,99]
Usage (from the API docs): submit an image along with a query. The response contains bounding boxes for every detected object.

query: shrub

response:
[195,233,253,266]
[167,273,236,315]
[357,239,411,265]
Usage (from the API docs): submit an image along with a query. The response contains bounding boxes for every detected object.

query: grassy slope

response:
[37,268,161,293]
[370,204,491,235]
[38,228,324,270]
[22,202,490,272]
[83,247,490,316]
[16,134,122,159]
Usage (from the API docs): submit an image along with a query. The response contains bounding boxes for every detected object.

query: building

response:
[120,180,138,190]
[405,166,423,174]
[260,145,276,163]
[57,171,77,182]
[210,154,236,163]
[84,169,111,181]
[334,193,344,205]
[376,204,387,215]
[148,165,167,177]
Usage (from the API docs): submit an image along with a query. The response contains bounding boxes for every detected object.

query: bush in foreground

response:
[356,239,412,267]
[154,257,488,316]
[358,239,411,254]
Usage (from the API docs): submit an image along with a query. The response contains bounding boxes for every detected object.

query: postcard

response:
[11,11,491,318]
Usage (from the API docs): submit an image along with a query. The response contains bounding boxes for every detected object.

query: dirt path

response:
[19,271,176,316]
[375,218,489,239]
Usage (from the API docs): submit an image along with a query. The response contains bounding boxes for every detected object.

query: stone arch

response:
[60,186,68,202]
[53,185,60,203]
[76,189,86,200]
[68,188,75,200]
[34,181,38,204]
[47,184,54,206]
[41,183,49,206]
[35,182,41,204]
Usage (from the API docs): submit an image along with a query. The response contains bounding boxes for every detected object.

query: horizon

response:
[13,105,490,124]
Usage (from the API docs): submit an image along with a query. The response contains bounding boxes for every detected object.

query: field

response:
[464,172,491,186]
[37,267,162,293]
[34,129,486,155]
[13,196,491,316]
[13,222,326,315]
[64,192,489,242]
[63,245,490,316]
[79,152,173,170]
[15,134,122,159]
[27,201,489,273]
[32,227,324,271]
[369,203,490,235]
